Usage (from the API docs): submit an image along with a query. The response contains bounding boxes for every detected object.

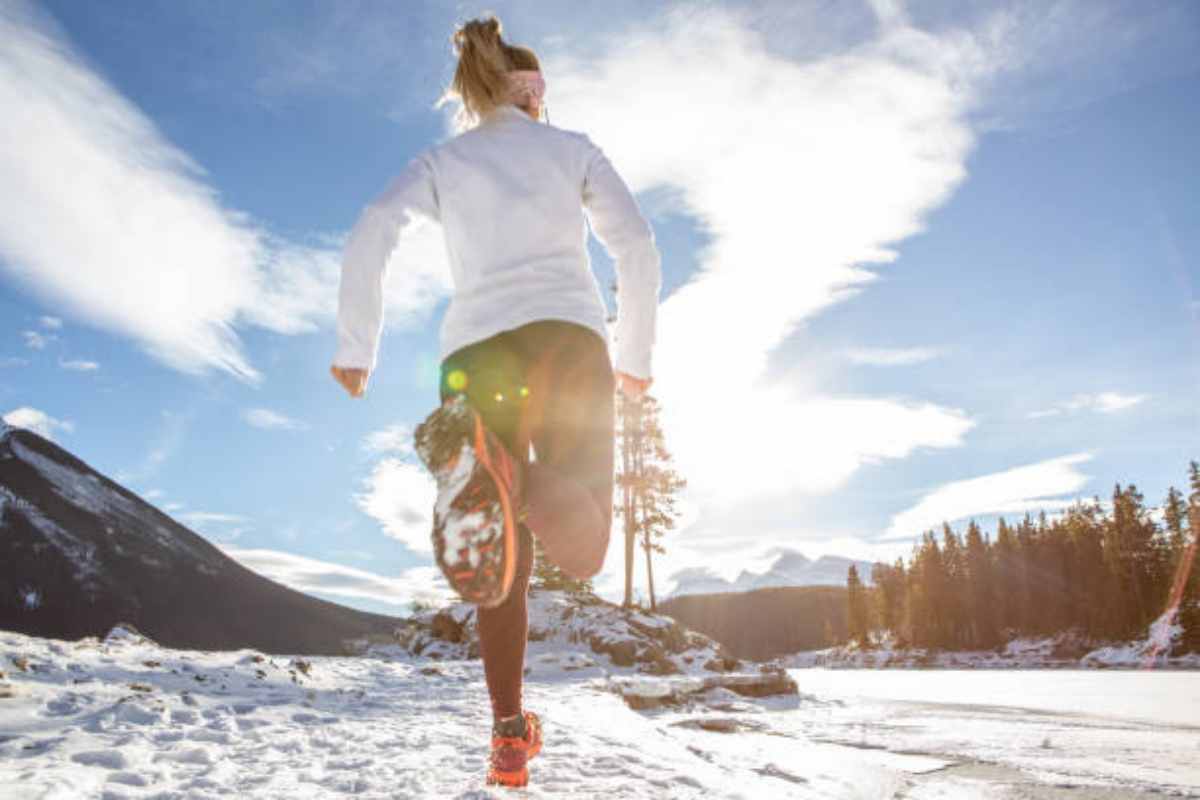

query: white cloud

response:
[1028,391,1149,419]
[883,452,1094,540]
[176,510,252,542]
[112,408,194,485]
[2,406,74,441]
[218,545,451,608]
[353,457,436,555]
[0,2,451,383]
[844,346,946,366]
[242,407,308,431]
[39,315,62,329]
[59,357,99,371]
[538,4,993,509]
[362,422,414,456]
[21,330,53,350]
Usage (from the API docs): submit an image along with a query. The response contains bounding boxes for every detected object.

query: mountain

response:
[667,549,877,599]
[0,420,403,655]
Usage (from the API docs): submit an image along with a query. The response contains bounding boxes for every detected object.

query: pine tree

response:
[1178,461,1200,652]
[964,520,997,648]
[993,519,1020,638]
[531,536,594,595]
[847,564,870,648]
[871,559,907,643]
[614,392,686,611]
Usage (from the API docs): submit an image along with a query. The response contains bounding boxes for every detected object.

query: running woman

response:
[328,14,661,788]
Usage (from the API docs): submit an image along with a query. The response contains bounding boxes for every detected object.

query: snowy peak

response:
[668,549,875,598]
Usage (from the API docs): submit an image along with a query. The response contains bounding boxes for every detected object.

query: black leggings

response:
[438,319,616,721]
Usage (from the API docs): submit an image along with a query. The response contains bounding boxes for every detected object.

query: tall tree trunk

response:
[644,541,656,611]
[620,394,638,607]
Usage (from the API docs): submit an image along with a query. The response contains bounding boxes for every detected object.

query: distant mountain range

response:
[0,420,403,654]
[667,549,877,599]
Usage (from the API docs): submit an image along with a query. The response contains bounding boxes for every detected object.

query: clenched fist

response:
[330,365,370,398]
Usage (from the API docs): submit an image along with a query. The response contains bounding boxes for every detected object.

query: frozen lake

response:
[794,668,1200,728]
[782,668,1200,797]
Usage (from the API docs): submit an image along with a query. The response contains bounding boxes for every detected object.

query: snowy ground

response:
[2,627,1198,798]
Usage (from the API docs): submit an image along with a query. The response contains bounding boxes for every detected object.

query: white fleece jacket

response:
[332,103,662,379]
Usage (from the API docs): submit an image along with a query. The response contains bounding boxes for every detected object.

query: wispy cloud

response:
[218,545,450,608]
[176,510,253,542]
[0,356,28,367]
[112,408,194,485]
[39,315,62,329]
[2,405,74,441]
[883,452,1094,540]
[362,422,415,456]
[21,330,54,350]
[844,346,947,366]
[58,357,99,371]
[0,2,451,383]
[242,407,308,431]
[1028,391,1149,419]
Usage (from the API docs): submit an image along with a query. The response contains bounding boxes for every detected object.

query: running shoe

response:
[487,710,543,787]
[413,394,523,608]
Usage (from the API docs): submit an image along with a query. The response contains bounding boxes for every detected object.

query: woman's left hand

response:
[330,365,370,398]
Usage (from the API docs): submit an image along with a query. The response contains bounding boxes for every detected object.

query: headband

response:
[506,69,545,106]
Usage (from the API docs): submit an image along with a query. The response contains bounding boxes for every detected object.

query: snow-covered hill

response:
[0,422,403,654]
[667,550,876,599]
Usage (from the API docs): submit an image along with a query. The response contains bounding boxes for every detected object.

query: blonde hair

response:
[435,13,540,133]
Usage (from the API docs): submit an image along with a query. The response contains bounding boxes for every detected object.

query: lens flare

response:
[447,369,468,392]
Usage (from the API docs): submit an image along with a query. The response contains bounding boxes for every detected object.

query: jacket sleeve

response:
[332,153,440,372]
[581,136,662,380]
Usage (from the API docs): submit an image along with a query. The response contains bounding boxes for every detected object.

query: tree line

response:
[846,461,1200,652]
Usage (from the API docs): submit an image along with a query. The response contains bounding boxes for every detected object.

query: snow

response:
[19,586,41,610]
[788,615,1200,671]
[0,481,103,591]
[2,607,1196,797]
[11,438,144,523]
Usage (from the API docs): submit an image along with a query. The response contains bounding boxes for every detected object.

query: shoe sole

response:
[415,398,518,608]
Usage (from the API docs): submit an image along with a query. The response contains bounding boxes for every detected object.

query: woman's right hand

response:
[330,364,370,398]
[615,370,651,400]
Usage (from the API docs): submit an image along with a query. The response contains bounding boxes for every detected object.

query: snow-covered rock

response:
[355,589,745,678]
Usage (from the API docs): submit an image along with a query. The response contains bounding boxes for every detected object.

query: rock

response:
[670,717,765,734]
[704,656,739,673]
[431,610,467,643]
[609,670,796,711]
[702,671,797,699]
[638,647,681,676]
[589,636,638,667]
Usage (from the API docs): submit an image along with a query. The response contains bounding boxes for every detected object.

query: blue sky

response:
[1,0,1197,613]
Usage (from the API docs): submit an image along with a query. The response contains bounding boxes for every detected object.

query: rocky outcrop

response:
[357,589,744,677]
[606,668,799,710]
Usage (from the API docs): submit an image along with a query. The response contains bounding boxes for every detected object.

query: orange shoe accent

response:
[486,711,542,788]
[470,412,519,610]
